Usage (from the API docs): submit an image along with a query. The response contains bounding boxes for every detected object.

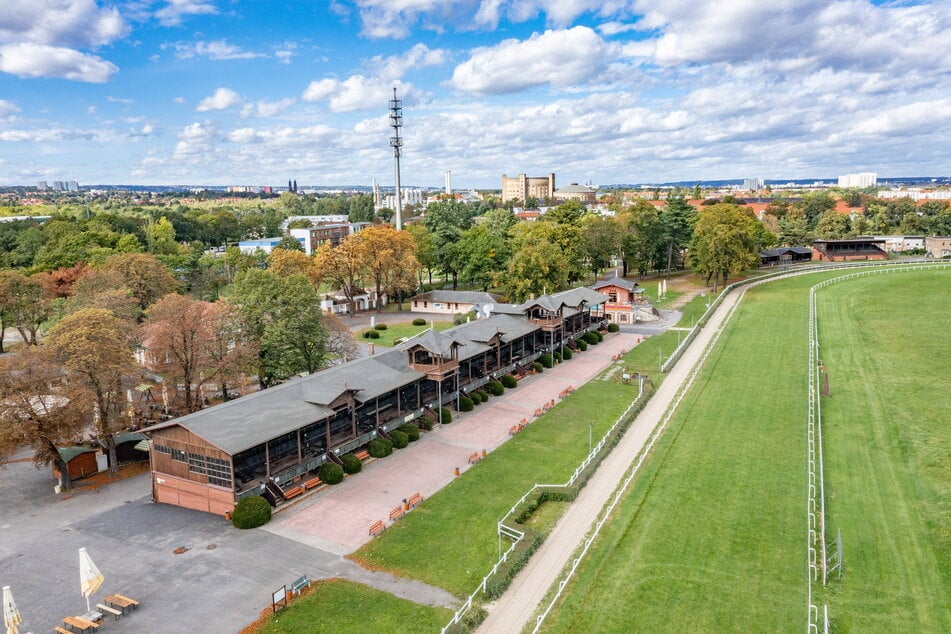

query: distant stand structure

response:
[389,87,403,230]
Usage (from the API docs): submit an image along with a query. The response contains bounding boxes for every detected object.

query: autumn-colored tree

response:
[0,271,51,346]
[0,347,88,490]
[37,263,88,298]
[100,252,179,311]
[353,225,419,312]
[44,308,137,472]
[143,294,217,413]
[68,269,141,322]
[203,301,257,400]
[268,248,320,284]
[313,237,365,316]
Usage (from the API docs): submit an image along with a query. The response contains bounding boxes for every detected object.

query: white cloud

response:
[852,99,951,137]
[155,0,218,27]
[449,27,615,95]
[597,21,639,36]
[173,121,221,160]
[254,98,295,118]
[352,0,447,38]
[0,99,20,120]
[173,96,186,104]
[196,87,242,111]
[302,75,409,112]
[227,127,262,143]
[107,96,134,104]
[0,0,127,48]
[371,43,447,80]
[0,43,117,82]
[171,39,265,61]
[274,42,298,64]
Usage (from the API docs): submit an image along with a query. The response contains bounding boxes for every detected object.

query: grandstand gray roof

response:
[397,329,466,356]
[592,276,640,292]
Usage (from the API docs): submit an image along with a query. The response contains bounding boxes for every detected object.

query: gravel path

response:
[477,288,743,634]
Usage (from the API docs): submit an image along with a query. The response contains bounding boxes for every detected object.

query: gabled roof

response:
[550,287,610,307]
[412,290,500,304]
[760,247,813,257]
[592,276,639,292]
[398,329,466,356]
[518,295,563,313]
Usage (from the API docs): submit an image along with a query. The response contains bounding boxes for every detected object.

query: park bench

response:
[290,575,310,596]
[104,594,138,614]
[304,476,322,489]
[283,485,304,500]
[355,450,371,461]
[467,452,480,464]
[369,520,386,536]
[509,425,519,435]
[533,408,543,417]
[389,505,405,521]
[408,492,423,508]
[55,627,72,634]
[97,603,122,620]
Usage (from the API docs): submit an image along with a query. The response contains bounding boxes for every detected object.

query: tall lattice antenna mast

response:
[389,87,403,230]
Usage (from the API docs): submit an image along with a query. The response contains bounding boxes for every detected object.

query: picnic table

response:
[62,615,100,633]
[104,593,139,615]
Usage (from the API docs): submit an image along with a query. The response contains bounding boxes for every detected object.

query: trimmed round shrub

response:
[398,424,420,441]
[583,332,599,345]
[390,429,409,448]
[576,339,588,351]
[539,353,553,368]
[486,380,504,396]
[231,496,271,529]
[318,461,344,484]
[593,330,604,342]
[459,395,474,412]
[369,438,393,458]
[532,361,544,373]
[363,329,380,339]
[475,390,488,402]
[468,391,482,404]
[341,453,362,474]
[418,417,434,431]
[412,318,427,326]
[374,323,388,330]
[562,348,573,360]
[607,322,620,333]
[439,407,452,424]
[553,351,562,363]
[500,374,517,389]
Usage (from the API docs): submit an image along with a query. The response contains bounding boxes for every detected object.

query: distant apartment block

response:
[741,178,764,191]
[838,172,877,188]
[501,173,555,204]
[381,188,424,210]
[51,181,65,191]
[877,188,951,201]
[66,181,79,192]
[289,222,369,255]
[36,181,47,191]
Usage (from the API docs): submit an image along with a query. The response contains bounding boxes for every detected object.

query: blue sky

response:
[0,1,948,188]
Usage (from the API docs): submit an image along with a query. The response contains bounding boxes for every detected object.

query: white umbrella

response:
[3,585,22,634]
[78,548,104,615]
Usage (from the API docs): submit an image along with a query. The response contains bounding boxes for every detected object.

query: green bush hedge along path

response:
[539,268,950,632]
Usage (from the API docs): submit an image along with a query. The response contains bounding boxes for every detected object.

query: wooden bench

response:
[369,520,386,536]
[467,452,480,464]
[533,408,543,417]
[389,505,405,521]
[283,486,304,500]
[355,450,371,461]
[104,594,139,613]
[509,425,518,435]
[97,603,122,620]
[290,575,310,596]
[408,492,423,508]
[55,627,72,634]
[304,477,322,489]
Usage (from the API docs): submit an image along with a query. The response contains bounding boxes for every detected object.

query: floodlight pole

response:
[389,87,403,230]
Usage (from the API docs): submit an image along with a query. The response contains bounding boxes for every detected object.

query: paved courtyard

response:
[0,331,640,633]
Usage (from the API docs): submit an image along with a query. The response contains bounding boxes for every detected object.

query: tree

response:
[406,222,437,287]
[659,196,696,277]
[268,248,319,284]
[44,308,137,473]
[619,202,664,277]
[779,215,811,246]
[0,272,51,346]
[147,216,180,255]
[323,312,358,364]
[143,294,218,413]
[504,223,569,302]
[354,225,419,312]
[100,253,179,312]
[68,269,141,322]
[275,236,305,252]
[422,199,472,288]
[203,302,257,400]
[227,270,327,387]
[814,210,851,239]
[313,238,364,316]
[581,215,620,278]
[0,348,89,490]
[797,192,836,228]
[348,193,375,222]
[456,225,510,291]
[689,204,764,292]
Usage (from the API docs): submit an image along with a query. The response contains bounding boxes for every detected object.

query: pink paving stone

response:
[270,332,642,554]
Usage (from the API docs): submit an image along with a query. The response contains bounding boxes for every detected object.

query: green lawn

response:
[256,579,452,633]
[815,271,950,631]
[539,267,950,632]
[359,320,453,347]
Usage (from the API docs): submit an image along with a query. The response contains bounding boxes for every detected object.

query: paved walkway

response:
[478,289,743,633]
[264,333,642,556]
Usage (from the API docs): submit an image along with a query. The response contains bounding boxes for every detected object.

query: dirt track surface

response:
[478,289,743,633]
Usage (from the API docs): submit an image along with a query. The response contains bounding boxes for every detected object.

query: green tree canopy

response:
[689,204,765,292]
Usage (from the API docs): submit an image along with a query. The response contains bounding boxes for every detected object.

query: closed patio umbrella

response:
[78,548,104,615]
[3,585,22,634]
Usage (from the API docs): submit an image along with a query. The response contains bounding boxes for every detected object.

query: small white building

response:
[411,290,500,317]
[870,235,925,253]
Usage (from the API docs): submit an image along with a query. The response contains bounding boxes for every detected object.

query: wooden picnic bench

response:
[283,485,304,500]
[96,603,122,620]
[467,452,480,464]
[509,425,519,435]
[355,450,371,461]
[389,505,405,521]
[407,492,423,508]
[55,627,72,634]
[290,575,310,596]
[63,615,99,633]
[104,594,138,615]
[369,519,386,536]
[304,476,322,489]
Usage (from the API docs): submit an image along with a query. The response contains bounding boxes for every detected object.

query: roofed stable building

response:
[144,287,607,516]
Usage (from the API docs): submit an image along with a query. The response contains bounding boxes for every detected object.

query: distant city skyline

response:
[0,1,949,188]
